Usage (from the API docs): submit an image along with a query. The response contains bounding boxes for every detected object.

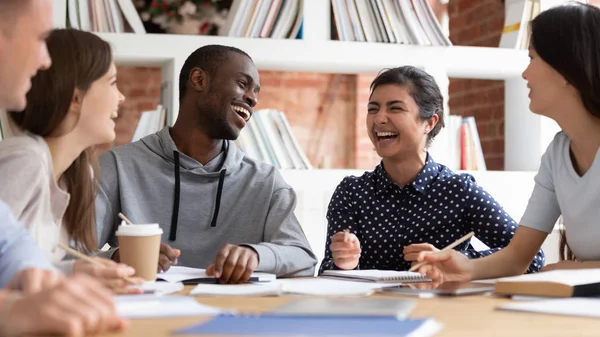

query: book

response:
[156,266,276,285]
[493,269,600,298]
[270,298,416,319]
[497,298,600,318]
[322,269,431,284]
[174,314,442,337]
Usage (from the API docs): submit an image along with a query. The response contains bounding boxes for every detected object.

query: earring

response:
[425,127,430,134]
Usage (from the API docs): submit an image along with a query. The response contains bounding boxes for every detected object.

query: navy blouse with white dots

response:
[318,154,545,274]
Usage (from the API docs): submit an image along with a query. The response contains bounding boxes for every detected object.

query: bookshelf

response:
[54,0,557,172]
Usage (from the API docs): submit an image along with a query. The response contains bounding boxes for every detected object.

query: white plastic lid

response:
[115,223,163,237]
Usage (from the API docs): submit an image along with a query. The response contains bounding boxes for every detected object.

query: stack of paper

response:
[117,295,225,319]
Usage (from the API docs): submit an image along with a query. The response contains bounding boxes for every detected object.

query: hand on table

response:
[73,257,144,294]
[0,274,127,337]
[205,244,259,284]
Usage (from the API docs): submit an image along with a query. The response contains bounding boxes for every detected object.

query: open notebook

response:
[322,270,431,283]
[157,266,276,284]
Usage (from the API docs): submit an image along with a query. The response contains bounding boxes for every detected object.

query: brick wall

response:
[448,0,506,170]
[108,67,357,168]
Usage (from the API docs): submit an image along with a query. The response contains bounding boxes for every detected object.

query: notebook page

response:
[496,269,600,286]
[275,278,390,296]
[323,269,428,281]
[498,298,600,318]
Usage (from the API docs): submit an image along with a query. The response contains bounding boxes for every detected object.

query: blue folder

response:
[174,314,440,336]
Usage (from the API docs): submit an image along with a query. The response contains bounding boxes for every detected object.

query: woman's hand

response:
[73,257,144,294]
[414,249,474,286]
[330,231,361,270]
[403,243,440,266]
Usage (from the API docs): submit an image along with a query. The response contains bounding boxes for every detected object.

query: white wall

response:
[281,169,560,274]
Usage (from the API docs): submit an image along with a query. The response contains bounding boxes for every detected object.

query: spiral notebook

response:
[322,270,431,284]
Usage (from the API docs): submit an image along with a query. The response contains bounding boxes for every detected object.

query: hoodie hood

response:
[140,127,241,240]
[141,127,244,176]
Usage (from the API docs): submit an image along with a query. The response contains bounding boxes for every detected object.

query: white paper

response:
[190,283,283,297]
[157,266,276,283]
[116,295,224,318]
[275,278,390,296]
[498,298,600,318]
[127,281,184,296]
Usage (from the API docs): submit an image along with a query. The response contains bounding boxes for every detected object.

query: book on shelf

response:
[493,269,600,298]
[64,0,146,33]
[499,0,587,49]
[428,115,486,171]
[131,105,166,143]
[219,0,304,39]
[331,0,451,46]
[235,109,312,170]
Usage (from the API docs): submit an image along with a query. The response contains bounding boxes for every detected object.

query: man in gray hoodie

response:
[96,44,317,283]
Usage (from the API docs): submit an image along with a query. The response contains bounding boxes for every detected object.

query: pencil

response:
[58,244,137,285]
[408,231,475,272]
[118,212,134,225]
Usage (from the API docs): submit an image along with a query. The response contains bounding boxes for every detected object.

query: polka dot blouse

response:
[318,154,545,274]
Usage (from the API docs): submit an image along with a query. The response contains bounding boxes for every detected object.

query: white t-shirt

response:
[520,131,600,261]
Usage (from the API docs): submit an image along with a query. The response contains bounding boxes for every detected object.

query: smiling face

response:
[0,0,53,110]
[194,52,260,140]
[367,84,436,160]
[522,47,572,120]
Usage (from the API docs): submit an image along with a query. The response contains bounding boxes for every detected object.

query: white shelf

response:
[97,32,528,80]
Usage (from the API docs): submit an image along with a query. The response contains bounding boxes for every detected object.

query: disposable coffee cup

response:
[116,223,163,281]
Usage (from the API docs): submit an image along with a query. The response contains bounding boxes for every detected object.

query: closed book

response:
[494,269,600,298]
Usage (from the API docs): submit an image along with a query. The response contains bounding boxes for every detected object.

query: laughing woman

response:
[318,66,544,274]
[0,28,143,291]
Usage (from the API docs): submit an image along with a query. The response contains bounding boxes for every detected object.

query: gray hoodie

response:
[95,127,317,277]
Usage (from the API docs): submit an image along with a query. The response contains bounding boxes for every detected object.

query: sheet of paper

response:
[275,278,391,296]
[496,269,600,286]
[157,266,276,283]
[498,298,600,318]
[127,281,184,295]
[190,283,283,297]
[116,294,225,318]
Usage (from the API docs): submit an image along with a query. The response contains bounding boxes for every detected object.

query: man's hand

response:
[403,243,440,266]
[540,260,581,272]
[158,243,180,273]
[330,231,361,270]
[205,244,259,284]
[0,274,128,337]
[73,257,144,294]
[7,268,64,294]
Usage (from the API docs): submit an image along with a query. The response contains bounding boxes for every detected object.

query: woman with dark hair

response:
[318,66,544,274]
[0,28,143,291]
[415,2,600,284]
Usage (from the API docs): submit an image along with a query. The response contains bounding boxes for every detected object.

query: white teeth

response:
[232,105,250,121]
[376,131,398,137]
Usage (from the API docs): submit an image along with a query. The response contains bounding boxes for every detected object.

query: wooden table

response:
[99,286,600,337]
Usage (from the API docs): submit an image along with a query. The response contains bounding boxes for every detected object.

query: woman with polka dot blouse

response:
[415,3,600,284]
[318,66,544,275]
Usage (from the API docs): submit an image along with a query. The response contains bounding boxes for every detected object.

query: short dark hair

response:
[178,44,252,103]
[370,66,445,146]
[530,2,600,119]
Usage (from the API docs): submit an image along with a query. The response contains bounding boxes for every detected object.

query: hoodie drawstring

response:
[169,150,180,241]
[169,141,228,241]
[210,169,226,227]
